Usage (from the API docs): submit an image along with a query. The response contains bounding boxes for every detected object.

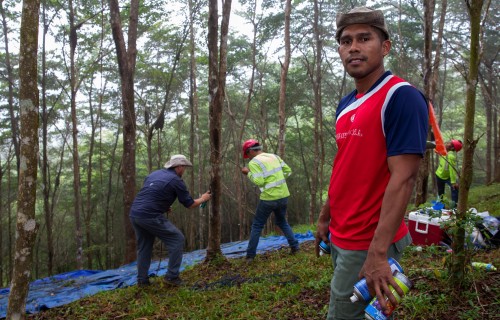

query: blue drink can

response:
[350,258,404,303]
[319,232,331,255]
[364,271,412,320]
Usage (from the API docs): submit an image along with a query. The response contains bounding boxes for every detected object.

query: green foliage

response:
[468,183,500,217]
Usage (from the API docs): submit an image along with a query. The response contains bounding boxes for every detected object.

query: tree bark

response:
[414,0,435,206]
[0,156,3,286]
[450,0,484,288]
[6,0,40,317]
[68,0,84,270]
[277,0,291,159]
[234,0,258,240]
[206,0,232,260]
[109,0,140,264]
[0,0,20,172]
[309,0,323,224]
[39,0,55,276]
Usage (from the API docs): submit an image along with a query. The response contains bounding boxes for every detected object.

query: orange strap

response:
[428,101,447,156]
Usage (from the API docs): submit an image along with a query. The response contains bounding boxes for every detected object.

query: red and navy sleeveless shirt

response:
[328,72,428,250]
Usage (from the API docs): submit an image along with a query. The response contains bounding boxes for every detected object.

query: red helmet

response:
[451,139,463,152]
[242,139,260,159]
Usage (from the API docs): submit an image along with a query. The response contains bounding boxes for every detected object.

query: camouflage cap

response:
[336,7,389,42]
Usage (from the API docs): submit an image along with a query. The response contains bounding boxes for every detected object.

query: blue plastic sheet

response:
[0,231,314,318]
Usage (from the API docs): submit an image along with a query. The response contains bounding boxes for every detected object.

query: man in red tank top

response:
[315,7,428,319]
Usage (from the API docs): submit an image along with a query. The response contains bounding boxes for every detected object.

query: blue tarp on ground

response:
[0,231,314,318]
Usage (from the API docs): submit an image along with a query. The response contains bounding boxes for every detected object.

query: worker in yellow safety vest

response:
[241,139,299,262]
[435,139,462,207]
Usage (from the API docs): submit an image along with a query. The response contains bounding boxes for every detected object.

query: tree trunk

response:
[449,0,484,288]
[0,0,20,172]
[235,0,258,240]
[414,0,435,206]
[39,0,55,276]
[0,156,3,286]
[104,122,121,268]
[309,0,323,225]
[6,0,40,317]
[68,0,84,270]
[479,59,495,183]
[494,110,500,182]
[277,0,291,159]
[206,0,232,260]
[109,0,140,264]
[187,0,206,249]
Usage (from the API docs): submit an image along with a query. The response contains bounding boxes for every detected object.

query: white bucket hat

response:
[164,154,193,169]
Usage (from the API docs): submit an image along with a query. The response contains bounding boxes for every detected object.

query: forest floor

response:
[31,184,500,319]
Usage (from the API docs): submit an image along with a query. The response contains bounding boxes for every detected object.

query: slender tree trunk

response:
[450,0,484,288]
[0,0,20,172]
[68,0,84,270]
[414,0,435,206]
[6,0,40,317]
[494,110,500,182]
[187,0,205,249]
[235,0,258,240]
[206,0,232,260]
[0,156,3,286]
[84,85,99,269]
[109,0,140,263]
[104,122,121,268]
[7,149,14,283]
[277,0,291,159]
[39,0,55,276]
[188,0,198,249]
[309,0,323,225]
[479,61,494,183]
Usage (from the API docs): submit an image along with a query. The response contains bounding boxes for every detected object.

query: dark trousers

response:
[130,215,185,284]
[246,197,299,258]
[436,174,458,204]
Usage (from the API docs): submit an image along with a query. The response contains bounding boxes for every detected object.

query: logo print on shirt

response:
[350,114,356,122]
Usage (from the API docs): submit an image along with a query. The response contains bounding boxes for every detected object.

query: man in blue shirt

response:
[130,154,211,287]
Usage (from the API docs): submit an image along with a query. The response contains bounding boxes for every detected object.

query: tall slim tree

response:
[0,156,3,286]
[414,0,448,205]
[449,0,485,287]
[6,0,40,317]
[309,0,323,224]
[206,0,232,260]
[0,0,20,172]
[68,0,84,270]
[40,0,55,276]
[187,0,205,248]
[277,0,291,159]
[414,0,435,206]
[109,0,140,263]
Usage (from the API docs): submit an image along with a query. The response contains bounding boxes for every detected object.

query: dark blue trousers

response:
[130,215,185,283]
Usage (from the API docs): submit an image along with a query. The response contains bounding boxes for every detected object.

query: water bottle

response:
[471,262,497,271]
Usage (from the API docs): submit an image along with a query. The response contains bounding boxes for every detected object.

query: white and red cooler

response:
[408,210,451,246]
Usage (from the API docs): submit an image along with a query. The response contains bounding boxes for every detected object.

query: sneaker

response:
[164,276,184,286]
[290,247,300,255]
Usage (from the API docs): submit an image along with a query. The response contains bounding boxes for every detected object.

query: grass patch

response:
[31,184,499,319]
[468,183,500,216]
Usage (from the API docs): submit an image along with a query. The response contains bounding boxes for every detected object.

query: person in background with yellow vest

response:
[241,139,300,263]
[435,139,463,206]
